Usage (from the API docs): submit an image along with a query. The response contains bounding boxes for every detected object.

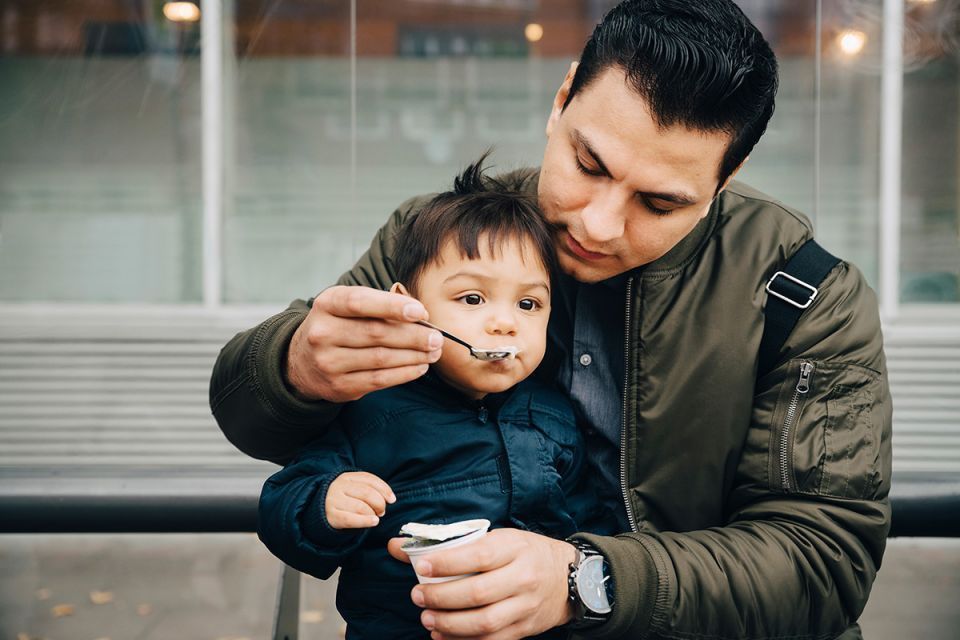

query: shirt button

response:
[579,353,592,367]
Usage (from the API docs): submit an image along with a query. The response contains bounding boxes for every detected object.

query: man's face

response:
[404,235,551,399]
[539,65,737,283]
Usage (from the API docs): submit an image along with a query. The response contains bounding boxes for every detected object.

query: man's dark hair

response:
[564,0,778,187]
[394,155,557,294]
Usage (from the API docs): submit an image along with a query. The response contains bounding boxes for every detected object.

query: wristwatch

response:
[567,540,614,629]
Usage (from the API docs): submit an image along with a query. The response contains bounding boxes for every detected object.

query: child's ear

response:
[390,282,411,296]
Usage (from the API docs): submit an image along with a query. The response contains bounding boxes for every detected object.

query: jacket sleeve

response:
[571,261,892,640]
[209,196,429,464]
[257,426,371,580]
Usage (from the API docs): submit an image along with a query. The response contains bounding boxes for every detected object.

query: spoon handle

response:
[415,320,474,352]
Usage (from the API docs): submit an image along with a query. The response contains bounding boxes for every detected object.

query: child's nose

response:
[485,307,518,336]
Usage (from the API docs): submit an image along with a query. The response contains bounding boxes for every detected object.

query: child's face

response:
[405,234,551,399]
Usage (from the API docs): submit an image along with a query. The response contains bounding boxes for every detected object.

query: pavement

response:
[0,534,958,639]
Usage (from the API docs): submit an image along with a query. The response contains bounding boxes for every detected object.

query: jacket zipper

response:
[779,361,814,491]
[620,276,639,533]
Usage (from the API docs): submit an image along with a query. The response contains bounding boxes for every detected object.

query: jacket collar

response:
[411,368,514,415]
[640,199,719,277]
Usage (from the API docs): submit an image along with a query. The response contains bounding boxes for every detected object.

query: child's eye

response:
[518,298,540,311]
[459,294,484,305]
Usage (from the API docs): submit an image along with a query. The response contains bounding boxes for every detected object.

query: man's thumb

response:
[387,537,412,564]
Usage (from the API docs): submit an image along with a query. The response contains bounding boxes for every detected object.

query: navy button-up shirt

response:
[549,271,632,533]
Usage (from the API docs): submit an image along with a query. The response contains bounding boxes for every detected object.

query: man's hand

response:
[286,286,443,402]
[325,471,396,529]
[388,529,577,639]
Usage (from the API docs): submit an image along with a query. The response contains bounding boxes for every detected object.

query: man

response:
[210,1,891,638]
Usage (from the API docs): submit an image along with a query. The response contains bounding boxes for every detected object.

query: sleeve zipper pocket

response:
[779,361,814,491]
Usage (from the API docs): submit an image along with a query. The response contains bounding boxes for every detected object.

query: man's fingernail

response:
[421,611,435,630]
[428,349,441,362]
[388,494,397,504]
[411,587,425,607]
[418,560,432,576]
[403,302,425,320]
[428,331,443,349]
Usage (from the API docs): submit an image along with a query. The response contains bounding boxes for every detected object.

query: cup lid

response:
[399,519,490,548]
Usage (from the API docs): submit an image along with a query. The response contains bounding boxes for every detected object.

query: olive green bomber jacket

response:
[209,170,892,639]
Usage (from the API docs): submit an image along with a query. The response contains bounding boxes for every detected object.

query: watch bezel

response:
[567,541,614,628]
[575,554,613,615]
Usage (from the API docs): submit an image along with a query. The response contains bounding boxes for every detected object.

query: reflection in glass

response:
[900,0,960,303]
[225,0,825,304]
[0,0,203,303]
[223,1,617,303]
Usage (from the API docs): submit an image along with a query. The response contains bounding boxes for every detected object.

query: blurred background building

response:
[0,1,958,638]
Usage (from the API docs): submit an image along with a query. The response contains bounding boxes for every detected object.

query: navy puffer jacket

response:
[258,372,612,639]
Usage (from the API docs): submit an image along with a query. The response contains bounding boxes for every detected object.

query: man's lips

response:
[564,233,609,262]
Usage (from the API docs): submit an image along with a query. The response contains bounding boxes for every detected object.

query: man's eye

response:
[460,294,483,305]
[645,199,673,216]
[574,154,604,177]
[518,299,540,311]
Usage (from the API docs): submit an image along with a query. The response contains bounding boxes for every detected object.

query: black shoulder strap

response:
[758,239,842,377]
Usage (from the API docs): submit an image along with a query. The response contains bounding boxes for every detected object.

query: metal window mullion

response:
[880,0,904,321]
[813,0,822,229]
[201,0,224,309]
[350,0,357,215]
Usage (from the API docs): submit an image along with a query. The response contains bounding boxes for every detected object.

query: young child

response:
[257,158,611,639]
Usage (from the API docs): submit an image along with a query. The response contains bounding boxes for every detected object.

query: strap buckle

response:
[765,271,819,309]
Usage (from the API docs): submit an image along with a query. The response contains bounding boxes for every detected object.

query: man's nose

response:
[580,189,627,244]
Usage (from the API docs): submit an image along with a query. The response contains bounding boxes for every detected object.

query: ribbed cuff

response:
[249,308,342,426]
[567,532,673,639]
[301,472,369,550]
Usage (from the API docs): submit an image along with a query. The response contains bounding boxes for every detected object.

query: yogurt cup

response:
[399,519,491,584]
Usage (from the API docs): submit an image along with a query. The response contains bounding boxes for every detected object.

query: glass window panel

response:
[0,0,203,303]
[900,0,959,304]
[224,0,616,304]
[737,1,818,224]
[817,0,884,287]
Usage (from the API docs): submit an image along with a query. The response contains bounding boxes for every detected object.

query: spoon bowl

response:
[416,321,520,361]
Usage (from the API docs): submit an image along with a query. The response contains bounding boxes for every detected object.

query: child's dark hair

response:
[393,154,557,294]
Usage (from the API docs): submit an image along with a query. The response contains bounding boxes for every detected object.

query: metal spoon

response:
[416,320,519,361]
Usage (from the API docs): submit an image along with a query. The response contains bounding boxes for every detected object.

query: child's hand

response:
[325,471,396,529]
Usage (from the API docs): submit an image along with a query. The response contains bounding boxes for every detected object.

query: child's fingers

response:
[343,482,389,516]
[351,472,397,504]
[329,508,380,530]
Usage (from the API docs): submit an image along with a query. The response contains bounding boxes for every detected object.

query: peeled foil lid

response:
[399,519,491,542]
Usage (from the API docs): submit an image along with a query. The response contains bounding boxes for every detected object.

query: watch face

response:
[576,555,612,614]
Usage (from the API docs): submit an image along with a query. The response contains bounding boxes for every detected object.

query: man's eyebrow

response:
[573,129,698,207]
[572,130,612,177]
[639,190,697,207]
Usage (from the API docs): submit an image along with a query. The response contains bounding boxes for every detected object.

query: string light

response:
[524,23,544,43]
[163,2,201,23]
[837,29,867,56]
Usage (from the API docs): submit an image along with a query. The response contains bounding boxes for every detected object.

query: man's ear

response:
[390,282,411,296]
[716,156,748,196]
[546,61,578,138]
